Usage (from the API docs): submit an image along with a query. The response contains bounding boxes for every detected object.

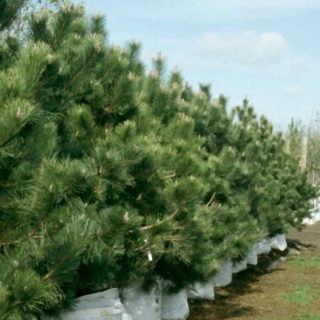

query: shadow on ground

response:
[189,232,319,320]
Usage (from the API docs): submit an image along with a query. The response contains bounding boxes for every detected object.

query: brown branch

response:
[99,63,118,83]
[0,236,29,247]
[206,192,216,207]
[61,175,84,194]
[59,53,97,94]
[29,158,45,211]
[96,234,111,250]
[0,227,45,246]
[105,87,126,115]
[133,154,172,178]
[140,180,193,232]
[51,14,68,51]
[30,213,47,238]
[42,235,84,281]
[173,157,192,177]
[10,152,28,169]
[161,173,176,180]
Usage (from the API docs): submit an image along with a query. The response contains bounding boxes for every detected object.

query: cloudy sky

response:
[74,0,320,130]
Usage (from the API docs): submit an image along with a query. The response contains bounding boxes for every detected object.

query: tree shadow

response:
[189,243,307,320]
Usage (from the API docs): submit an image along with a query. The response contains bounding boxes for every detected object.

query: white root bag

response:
[232,259,247,273]
[303,210,320,225]
[255,238,272,255]
[212,259,232,287]
[245,250,258,265]
[270,234,287,251]
[232,249,258,273]
[303,196,320,225]
[121,279,162,320]
[184,251,257,300]
[161,280,189,320]
[122,279,189,320]
[186,282,214,300]
[46,288,132,320]
[313,211,320,223]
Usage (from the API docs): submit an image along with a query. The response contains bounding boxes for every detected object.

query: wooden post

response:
[312,169,315,185]
[300,137,307,170]
[284,139,290,153]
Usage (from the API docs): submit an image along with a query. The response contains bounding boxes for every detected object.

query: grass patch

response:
[283,312,320,320]
[282,285,315,306]
[256,314,320,320]
[290,255,320,269]
[299,311,320,320]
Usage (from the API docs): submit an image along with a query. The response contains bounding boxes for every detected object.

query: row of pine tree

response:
[0,1,317,318]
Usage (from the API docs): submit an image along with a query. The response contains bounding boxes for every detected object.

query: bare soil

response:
[189,223,320,320]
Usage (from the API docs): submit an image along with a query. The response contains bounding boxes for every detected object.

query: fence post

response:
[284,139,290,153]
[300,137,308,170]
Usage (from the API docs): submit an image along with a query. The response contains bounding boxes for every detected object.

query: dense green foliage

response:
[0,1,317,318]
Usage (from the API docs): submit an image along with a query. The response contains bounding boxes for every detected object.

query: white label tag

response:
[148,251,153,261]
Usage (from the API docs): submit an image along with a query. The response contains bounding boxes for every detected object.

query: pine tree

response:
[0,2,217,318]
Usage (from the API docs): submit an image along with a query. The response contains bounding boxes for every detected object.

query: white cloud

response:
[285,85,303,96]
[195,31,288,67]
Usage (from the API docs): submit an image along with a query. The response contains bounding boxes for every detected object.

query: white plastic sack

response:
[232,259,247,273]
[162,281,189,320]
[303,196,320,225]
[303,215,315,225]
[186,282,214,300]
[314,211,320,223]
[270,234,287,251]
[312,197,319,208]
[47,288,131,320]
[255,238,272,255]
[121,279,162,320]
[245,250,258,265]
[303,210,320,225]
[212,259,232,287]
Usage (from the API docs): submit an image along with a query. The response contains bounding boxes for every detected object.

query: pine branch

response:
[206,192,216,207]
[0,235,29,246]
[95,234,111,250]
[101,87,126,120]
[29,158,45,212]
[59,52,97,94]
[140,180,193,232]
[0,227,45,246]
[99,62,118,84]
[161,172,176,179]
[61,175,84,194]
[10,151,28,169]
[51,10,69,50]
[0,0,24,32]
[133,153,172,178]
[42,234,85,281]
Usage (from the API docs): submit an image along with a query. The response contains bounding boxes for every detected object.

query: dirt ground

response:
[189,223,320,320]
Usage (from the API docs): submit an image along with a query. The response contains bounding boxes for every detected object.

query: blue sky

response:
[74,0,320,130]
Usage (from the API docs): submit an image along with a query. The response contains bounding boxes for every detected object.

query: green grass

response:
[298,311,320,320]
[282,285,315,306]
[279,253,320,320]
[282,312,320,320]
[257,312,320,320]
[256,250,320,320]
[290,255,320,269]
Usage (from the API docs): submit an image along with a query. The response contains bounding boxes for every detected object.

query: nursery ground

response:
[189,222,320,320]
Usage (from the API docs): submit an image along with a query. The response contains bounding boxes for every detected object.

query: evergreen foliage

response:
[0,1,317,318]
